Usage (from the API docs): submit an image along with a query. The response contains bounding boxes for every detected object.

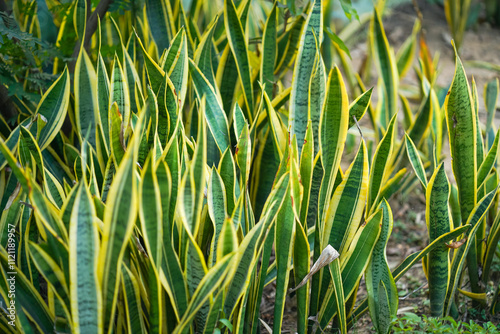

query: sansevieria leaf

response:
[189,59,230,153]
[273,186,295,334]
[19,126,43,172]
[275,15,305,75]
[97,54,110,151]
[289,0,323,154]
[261,3,277,98]
[178,98,207,237]
[109,54,130,130]
[477,130,500,188]
[405,134,428,190]
[0,123,28,169]
[318,67,349,222]
[75,47,98,149]
[365,200,397,334]
[121,264,147,334]
[263,91,286,158]
[318,209,382,330]
[445,42,481,299]
[99,110,144,332]
[37,67,71,151]
[224,0,254,115]
[194,16,219,89]
[308,48,327,156]
[145,0,172,52]
[224,173,289,317]
[293,219,311,334]
[174,254,234,334]
[443,187,497,315]
[208,167,228,267]
[329,257,346,334]
[69,183,101,334]
[322,139,369,256]
[485,78,498,145]
[0,252,54,333]
[371,8,399,128]
[445,42,476,223]
[166,28,189,112]
[28,242,71,321]
[73,0,86,41]
[139,155,163,268]
[367,114,396,214]
[348,87,373,128]
[109,103,125,166]
[407,85,434,148]
[426,163,452,317]
[318,140,369,325]
[348,224,470,327]
[483,209,500,285]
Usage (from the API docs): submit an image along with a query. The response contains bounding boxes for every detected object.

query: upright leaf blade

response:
[109,55,131,130]
[445,42,477,223]
[405,134,428,190]
[443,188,497,315]
[37,67,71,150]
[318,67,349,222]
[194,16,219,89]
[426,163,452,317]
[69,184,101,334]
[167,29,189,112]
[322,140,369,255]
[145,0,172,52]
[208,167,228,267]
[189,59,230,153]
[273,187,295,334]
[75,48,98,149]
[139,156,163,268]
[365,200,398,334]
[261,3,277,98]
[224,0,254,114]
[367,115,396,214]
[97,54,110,151]
[371,9,399,127]
[289,0,323,153]
[98,112,144,331]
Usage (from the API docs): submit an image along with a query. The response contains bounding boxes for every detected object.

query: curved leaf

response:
[189,59,230,153]
[289,0,323,153]
[365,200,397,333]
[37,67,71,150]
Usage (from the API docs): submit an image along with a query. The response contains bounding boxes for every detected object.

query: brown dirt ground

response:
[260,0,500,332]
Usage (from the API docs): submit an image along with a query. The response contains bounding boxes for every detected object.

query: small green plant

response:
[0,11,60,109]
[392,312,499,333]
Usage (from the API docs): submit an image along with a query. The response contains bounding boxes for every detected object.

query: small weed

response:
[392,312,499,333]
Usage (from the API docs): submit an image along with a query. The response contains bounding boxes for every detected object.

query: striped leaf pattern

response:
[224,0,254,115]
[4,2,500,333]
[69,184,101,333]
[445,43,477,223]
[426,163,452,317]
[289,0,323,154]
[365,200,397,334]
